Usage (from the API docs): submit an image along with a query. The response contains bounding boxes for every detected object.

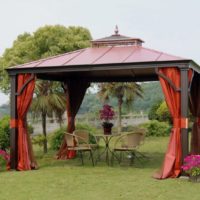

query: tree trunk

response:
[42,113,48,153]
[118,96,123,133]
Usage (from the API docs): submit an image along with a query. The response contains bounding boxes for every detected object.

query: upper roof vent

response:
[91,25,144,47]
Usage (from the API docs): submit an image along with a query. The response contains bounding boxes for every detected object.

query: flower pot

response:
[189,175,200,183]
[102,123,113,135]
[103,127,112,135]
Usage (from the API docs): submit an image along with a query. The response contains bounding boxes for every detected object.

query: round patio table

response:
[95,133,120,165]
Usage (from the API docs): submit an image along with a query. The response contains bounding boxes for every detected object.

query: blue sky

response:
[0,0,200,105]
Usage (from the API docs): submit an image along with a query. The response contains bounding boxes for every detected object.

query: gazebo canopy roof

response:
[7,27,200,82]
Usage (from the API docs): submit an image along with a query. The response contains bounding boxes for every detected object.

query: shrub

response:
[0,149,10,170]
[156,101,171,123]
[140,120,171,137]
[50,123,98,150]
[32,134,46,147]
[0,116,10,150]
[50,127,66,150]
[148,99,162,120]
[28,124,34,134]
[0,116,34,150]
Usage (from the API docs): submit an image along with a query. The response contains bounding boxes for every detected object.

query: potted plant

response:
[181,155,200,182]
[99,104,115,135]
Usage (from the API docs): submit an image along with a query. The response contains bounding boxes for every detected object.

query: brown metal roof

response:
[10,46,186,69]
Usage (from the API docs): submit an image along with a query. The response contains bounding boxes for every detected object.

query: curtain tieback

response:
[10,119,18,128]
[173,118,188,128]
[10,119,25,128]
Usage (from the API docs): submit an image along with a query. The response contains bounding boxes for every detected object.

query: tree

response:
[0,25,92,93]
[30,81,66,153]
[98,83,143,133]
[0,116,10,150]
[0,25,92,152]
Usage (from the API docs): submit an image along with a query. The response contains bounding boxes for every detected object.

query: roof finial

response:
[114,25,119,35]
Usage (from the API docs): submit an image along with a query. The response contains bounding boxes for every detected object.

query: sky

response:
[0,0,200,105]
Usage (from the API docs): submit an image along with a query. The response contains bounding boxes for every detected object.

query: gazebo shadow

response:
[110,151,165,169]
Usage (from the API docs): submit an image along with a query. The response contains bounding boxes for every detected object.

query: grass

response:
[0,137,200,200]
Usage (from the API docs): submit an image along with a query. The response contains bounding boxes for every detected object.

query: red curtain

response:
[17,74,37,170]
[56,80,90,159]
[154,67,191,179]
[190,72,200,154]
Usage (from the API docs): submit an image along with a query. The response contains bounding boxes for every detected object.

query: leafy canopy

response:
[0,25,92,93]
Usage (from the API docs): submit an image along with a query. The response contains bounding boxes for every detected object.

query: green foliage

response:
[0,116,10,150]
[133,82,164,112]
[190,167,200,177]
[98,82,143,132]
[50,123,97,150]
[32,135,46,147]
[50,127,66,150]
[156,101,171,123]
[31,81,66,119]
[148,99,162,120]
[148,100,171,123]
[0,25,92,93]
[0,116,34,150]
[98,82,143,108]
[140,120,171,137]
[27,124,34,134]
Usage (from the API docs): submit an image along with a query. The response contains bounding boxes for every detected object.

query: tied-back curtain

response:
[154,68,181,179]
[190,73,200,154]
[154,67,192,179]
[57,80,90,159]
[17,74,37,170]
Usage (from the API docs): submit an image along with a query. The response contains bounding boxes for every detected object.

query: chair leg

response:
[111,150,121,165]
[120,151,123,163]
[79,151,84,165]
[111,151,114,166]
[90,150,95,166]
[130,151,135,166]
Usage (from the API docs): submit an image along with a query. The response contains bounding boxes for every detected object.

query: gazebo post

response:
[180,67,189,164]
[10,75,18,170]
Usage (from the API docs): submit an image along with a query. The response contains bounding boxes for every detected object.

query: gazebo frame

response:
[7,60,199,167]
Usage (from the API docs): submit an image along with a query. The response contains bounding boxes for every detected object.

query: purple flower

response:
[181,154,200,176]
[99,104,115,123]
[0,149,10,162]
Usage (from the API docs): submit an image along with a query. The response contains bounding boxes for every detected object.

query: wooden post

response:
[10,75,18,170]
[180,67,189,164]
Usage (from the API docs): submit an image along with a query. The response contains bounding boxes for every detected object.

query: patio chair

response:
[65,132,95,166]
[111,130,146,165]
[73,130,99,149]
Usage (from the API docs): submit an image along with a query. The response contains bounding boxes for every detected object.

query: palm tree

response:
[98,82,143,133]
[31,80,66,153]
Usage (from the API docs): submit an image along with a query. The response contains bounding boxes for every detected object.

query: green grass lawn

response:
[0,137,199,200]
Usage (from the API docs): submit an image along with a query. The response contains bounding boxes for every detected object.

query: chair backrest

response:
[73,130,89,144]
[122,132,145,148]
[65,133,75,147]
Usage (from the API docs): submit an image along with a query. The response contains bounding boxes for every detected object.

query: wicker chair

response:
[111,131,146,165]
[73,130,99,149]
[65,132,95,166]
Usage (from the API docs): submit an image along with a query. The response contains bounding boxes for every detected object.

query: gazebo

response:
[6,27,200,179]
